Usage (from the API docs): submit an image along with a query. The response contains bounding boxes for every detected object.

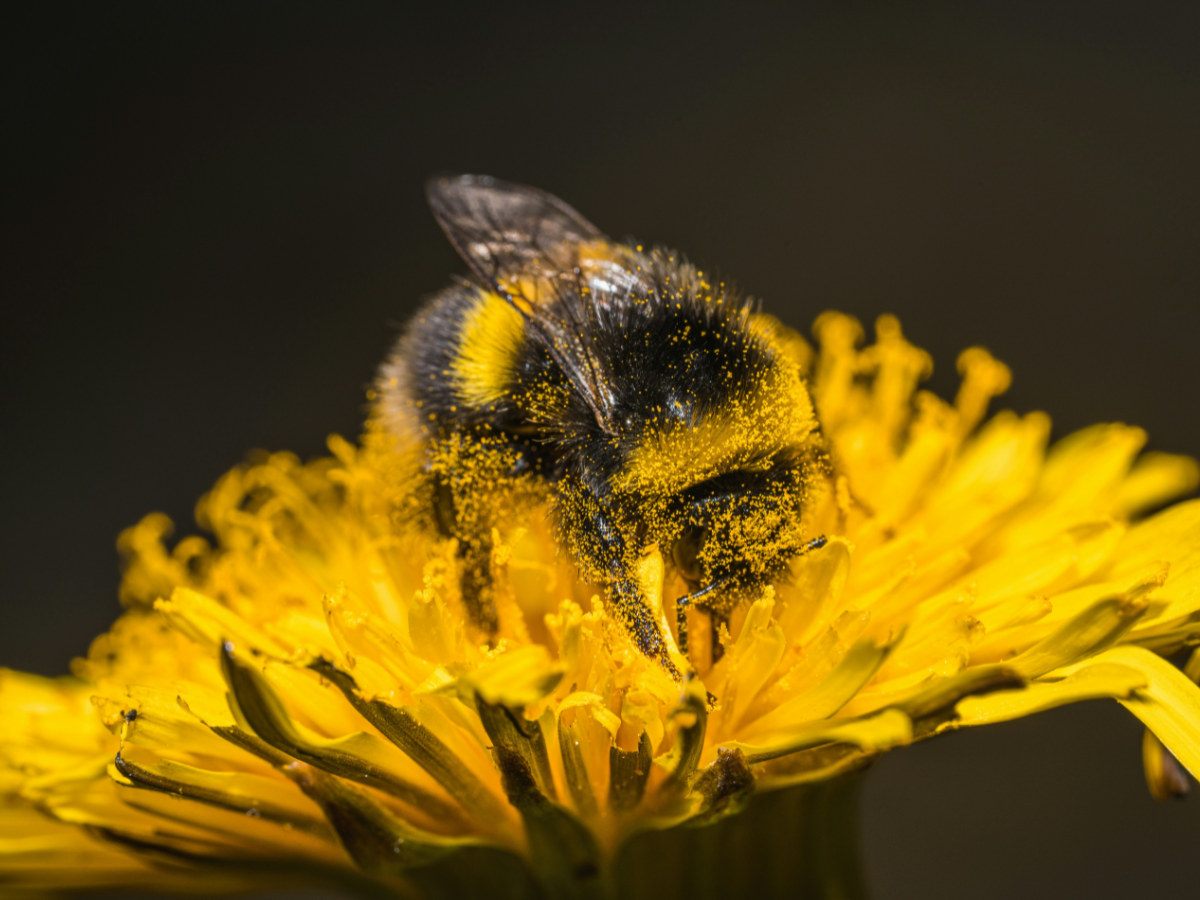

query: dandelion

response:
[2,314,1198,899]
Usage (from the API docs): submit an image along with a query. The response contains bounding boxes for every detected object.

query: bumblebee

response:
[379,176,827,678]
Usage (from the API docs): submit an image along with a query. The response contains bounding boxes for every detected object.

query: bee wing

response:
[427,175,639,434]
[426,174,603,297]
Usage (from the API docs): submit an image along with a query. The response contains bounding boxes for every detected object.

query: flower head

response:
[3,314,1198,897]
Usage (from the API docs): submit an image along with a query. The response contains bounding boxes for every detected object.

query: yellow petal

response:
[155,588,291,658]
[620,690,665,753]
[775,538,852,645]
[1106,499,1200,579]
[743,633,898,738]
[954,663,1147,727]
[1006,594,1149,678]
[710,593,787,732]
[724,708,913,764]
[1037,423,1146,511]
[1116,452,1200,518]
[558,692,622,739]
[451,644,564,709]
[1071,645,1200,780]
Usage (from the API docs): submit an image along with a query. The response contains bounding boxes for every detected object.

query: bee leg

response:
[557,477,682,678]
[432,474,457,539]
[430,472,501,641]
[803,535,828,553]
[674,580,727,658]
[671,536,827,658]
[611,578,682,681]
[459,534,500,640]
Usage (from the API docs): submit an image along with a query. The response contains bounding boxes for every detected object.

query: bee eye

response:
[671,525,706,583]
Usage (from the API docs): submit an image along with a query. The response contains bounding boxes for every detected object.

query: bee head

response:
[569,276,824,593]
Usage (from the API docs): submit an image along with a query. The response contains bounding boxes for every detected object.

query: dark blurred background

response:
[3,2,1198,897]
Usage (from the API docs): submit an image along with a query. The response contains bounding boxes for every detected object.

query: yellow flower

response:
[3,314,1199,898]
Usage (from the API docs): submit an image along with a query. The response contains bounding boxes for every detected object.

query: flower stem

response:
[611,769,869,900]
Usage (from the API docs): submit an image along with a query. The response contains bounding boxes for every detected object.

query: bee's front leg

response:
[609,578,682,680]
[673,534,828,656]
[556,477,681,679]
[459,535,500,638]
[674,579,727,658]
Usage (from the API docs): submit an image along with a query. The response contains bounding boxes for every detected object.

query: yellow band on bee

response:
[452,291,525,407]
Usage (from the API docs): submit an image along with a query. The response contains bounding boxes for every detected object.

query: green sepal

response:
[494,745,608,900]
[219,642,464,825]
[112,751,334,839]
[284,761,461,873]
[608,731,652,813]
[558,719,598,819]
[209,723,296,767]
[469,688,608,898]
[687,747,755,827]
[311,658,509,825]
[475,695,558,801]
[659,678,708,795]
[400,748,609,900]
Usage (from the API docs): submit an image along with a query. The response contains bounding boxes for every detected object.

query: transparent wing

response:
[426,174,602,304]
[427,175,643,433]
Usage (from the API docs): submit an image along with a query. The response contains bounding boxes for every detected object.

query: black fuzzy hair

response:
[381,247,777,495]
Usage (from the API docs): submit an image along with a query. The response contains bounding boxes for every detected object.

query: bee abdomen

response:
[378,285,527,442]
